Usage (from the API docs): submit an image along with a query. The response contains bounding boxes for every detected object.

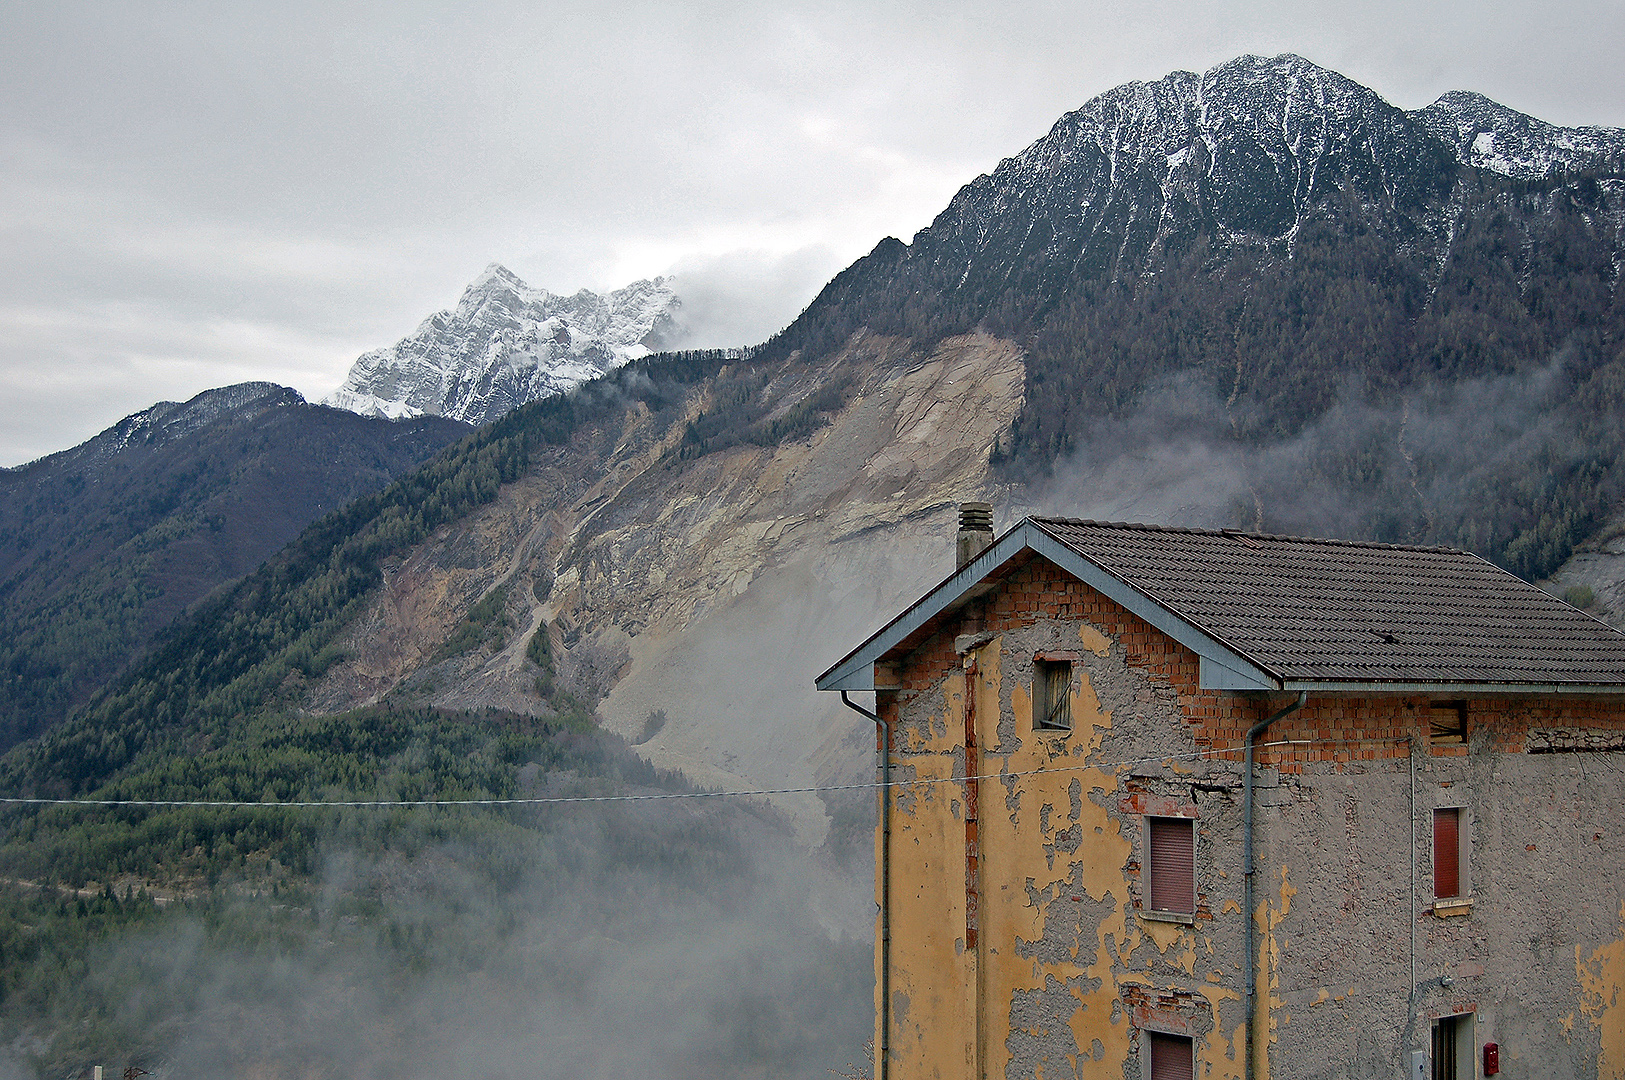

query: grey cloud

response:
[665,246,842,351]
[5,0,1625,463]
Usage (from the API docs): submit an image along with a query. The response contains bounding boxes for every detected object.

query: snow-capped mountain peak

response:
[324,265,682,425]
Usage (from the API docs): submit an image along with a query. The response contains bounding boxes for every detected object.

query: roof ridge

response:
[1026,516,1468,555]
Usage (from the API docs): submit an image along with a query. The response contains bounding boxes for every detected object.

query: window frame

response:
[1033,657,1073,731]
[1142,814,1197,922]
[1432,805,1472,911]
[1428,701,1468,746]
[1141,1029,1195,1080]
[1430,1011,1475,1080]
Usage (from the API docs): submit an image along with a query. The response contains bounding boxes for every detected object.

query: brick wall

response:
[879,557,1625,771]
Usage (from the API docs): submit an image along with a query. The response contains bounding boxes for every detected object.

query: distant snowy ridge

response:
[324,265,682,426]
[15,383,303,475]
[1416,91,1625,179]
[879,53,1625,312]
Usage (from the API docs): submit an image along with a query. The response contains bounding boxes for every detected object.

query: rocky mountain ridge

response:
[0,384,467,749]
[13,53,1625,842]
[1417,89,1625,178]
[305,55,1625,844]
[325,264,683,425]
[23,382,300,473]
[807,53,1625,339]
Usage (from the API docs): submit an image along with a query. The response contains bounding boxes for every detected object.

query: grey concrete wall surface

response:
[1250,738,1623,1078]
[879,602,1625,1080]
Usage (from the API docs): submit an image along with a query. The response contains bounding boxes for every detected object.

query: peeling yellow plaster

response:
[1140,917,1185,953]
[1077,624,1112,656]
[1136,918,1199,975]
[1197,984,1244,1080]
[1252,867,1296,1080]
[888,623,1227,1080]
[985,652,1135,1080]
[882,669,980,1080]
[1578,901,1625,1080]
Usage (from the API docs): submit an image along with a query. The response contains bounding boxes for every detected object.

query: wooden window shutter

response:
[1148,1032,1194,1080]
[1036,659,1072,729]
[1148,817,1195,914]
[1429,703,1466,744]
[1434,808,1460,900]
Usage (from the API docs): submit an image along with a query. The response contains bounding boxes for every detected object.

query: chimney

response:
[956,502,994,569]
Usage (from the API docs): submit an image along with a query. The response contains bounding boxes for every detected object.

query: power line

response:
[0,736,1407,811]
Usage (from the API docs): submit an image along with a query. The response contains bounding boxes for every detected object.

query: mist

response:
[4,771,870,1079]
[1027,357,1611,571]
[664,247,842,353]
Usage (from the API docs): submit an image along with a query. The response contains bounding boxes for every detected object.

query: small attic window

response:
[1035,658,1072,730]
[1429,702,1467,745]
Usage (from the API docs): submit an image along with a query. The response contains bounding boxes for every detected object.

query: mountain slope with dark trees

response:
[0,370,872,1079]
[769,53,1625,578]
[0,384,468,751]
[5,53,1625,1078]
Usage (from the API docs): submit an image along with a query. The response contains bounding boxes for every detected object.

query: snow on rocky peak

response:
[892,53,1625,303]
[1412,91,1625,179]
[324,265,682,426]
[914,53,1458,289]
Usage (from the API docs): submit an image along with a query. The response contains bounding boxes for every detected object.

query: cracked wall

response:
[873,556,1625,1080]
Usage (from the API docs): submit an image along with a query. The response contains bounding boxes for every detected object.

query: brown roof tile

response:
[1030,518,1625,686]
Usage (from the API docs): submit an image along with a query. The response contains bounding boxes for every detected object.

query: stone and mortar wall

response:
[874,558,1625,1080]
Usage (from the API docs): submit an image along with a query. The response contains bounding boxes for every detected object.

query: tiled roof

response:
[1031,518,1625,686]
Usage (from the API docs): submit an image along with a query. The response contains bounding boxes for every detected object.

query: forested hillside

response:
[7,52,1625,1078]
[0,347,876,1077]
[0,703,868,1079]
[0,385,468,750]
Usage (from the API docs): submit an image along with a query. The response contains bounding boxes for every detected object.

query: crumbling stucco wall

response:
[873,557,1625,1080]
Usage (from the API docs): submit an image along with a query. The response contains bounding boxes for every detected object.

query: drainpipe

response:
[843,689,890,1080]
[1244,690,1306,1080]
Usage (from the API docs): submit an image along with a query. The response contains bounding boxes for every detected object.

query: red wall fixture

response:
[1483,1043,1499,1075]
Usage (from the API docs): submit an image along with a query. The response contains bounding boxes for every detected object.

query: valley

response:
[5,51,1625,1079]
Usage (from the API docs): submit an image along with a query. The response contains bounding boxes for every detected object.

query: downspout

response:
[843,689,890,1080]
[1404,735,1419,1058]
[1244,690,1306,1080]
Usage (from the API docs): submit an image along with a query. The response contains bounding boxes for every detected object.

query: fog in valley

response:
[1028,356,1605,558]
[2,789,869,1080]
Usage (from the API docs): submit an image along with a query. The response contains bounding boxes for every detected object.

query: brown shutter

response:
[1434,808,1460,900]
[1432,1016,1458,1080]
[1148,1032,1194,1080]
[1148,817,1195,914]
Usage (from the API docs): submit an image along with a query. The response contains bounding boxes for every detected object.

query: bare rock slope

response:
[307,333,1024,845]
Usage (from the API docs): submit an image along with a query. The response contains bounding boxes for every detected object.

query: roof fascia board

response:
[1200,655,1279,691]
[815,526,1035,692]
[816,521,1283,693]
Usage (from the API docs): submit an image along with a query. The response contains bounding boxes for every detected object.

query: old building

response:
[817,513,1625,1080]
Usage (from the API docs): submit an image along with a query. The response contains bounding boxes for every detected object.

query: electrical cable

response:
[0,736,1412,811]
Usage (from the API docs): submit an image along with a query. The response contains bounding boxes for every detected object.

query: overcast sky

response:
[3,0,1623,465]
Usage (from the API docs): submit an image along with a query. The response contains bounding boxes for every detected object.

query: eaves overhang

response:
[815,515,1625,699]
[1279,679,1625,696]
[815,519,1284,693]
